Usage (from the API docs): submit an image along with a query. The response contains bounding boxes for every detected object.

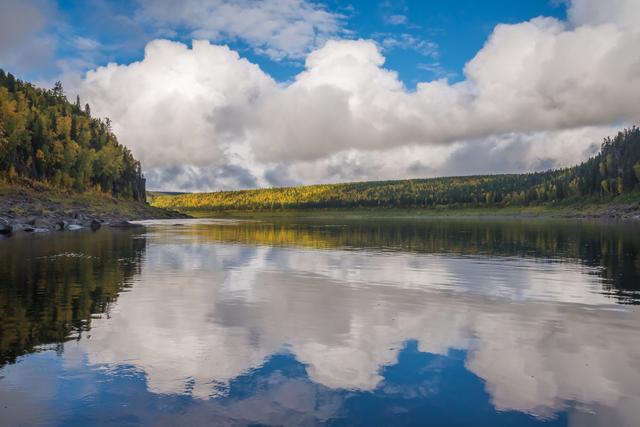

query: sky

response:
[0,0,639,191]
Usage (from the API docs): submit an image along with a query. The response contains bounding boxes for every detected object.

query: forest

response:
[0,70,146,201]
[152,127,640,211]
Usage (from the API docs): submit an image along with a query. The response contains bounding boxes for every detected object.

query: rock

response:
[90,219,102,231]
[67,224,83,231]
[20,216,51,229]
[109,220,143,228]
[0,218,12,235]
[35,218,52,230]
[56,221,68,231]
[11,223,30,232]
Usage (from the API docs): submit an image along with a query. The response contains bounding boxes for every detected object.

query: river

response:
[1,218,639,426]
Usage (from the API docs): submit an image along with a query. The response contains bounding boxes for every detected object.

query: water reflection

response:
[1,219,640,426]
[141,219,640,302]
[0,229,145,365]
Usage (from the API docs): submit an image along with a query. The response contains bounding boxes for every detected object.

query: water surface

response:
[1,218,640,426]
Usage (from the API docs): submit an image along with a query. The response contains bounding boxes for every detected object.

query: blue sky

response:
[14,0,566,86]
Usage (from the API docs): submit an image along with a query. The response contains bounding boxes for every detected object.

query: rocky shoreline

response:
[556,201,640,221]
[0,186,188,237]
[0,213,148,235]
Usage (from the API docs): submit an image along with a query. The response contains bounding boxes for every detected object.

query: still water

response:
[1,218,640,426]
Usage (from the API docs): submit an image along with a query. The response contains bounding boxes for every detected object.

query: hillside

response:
[0,70,145,200]
[151,128,640,214]
[0,70,186,234]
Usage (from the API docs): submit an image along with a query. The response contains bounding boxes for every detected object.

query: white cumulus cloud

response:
[74,0,640,190]
[80,39,274,170]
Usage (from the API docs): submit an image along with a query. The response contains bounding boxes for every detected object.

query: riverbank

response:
[171,198,640,221]
[0,183,188,235]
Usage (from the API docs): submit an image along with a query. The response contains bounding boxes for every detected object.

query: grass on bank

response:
[161,192,640,220]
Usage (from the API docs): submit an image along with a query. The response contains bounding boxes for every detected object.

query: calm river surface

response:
[1,218,640,426]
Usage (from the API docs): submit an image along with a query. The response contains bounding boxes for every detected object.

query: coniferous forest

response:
[152,127,640,211]
[0,70,145,201]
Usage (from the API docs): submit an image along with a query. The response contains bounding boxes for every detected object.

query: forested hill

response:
[151,128,640,212]
[0,70,145,201]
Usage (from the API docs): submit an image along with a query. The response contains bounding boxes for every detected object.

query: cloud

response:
[78,39,274,173]
[384,14,407,25]
[380,0,410,27]
[435,127,610,177]
[568,0,640,30]
[136,0,344,61]
[0,0,58,78]
[145,164,258,191]
[259,16,640,158]
[272,126,612,186]
[417,61,456,80]
[72,36,101,51]
[74,0,640,190]
[376,33,439,58]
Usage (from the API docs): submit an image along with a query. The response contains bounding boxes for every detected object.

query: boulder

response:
[0,218,12,235]
[11,223,30,232]
[90,219,102,231]
[35,218,52,230]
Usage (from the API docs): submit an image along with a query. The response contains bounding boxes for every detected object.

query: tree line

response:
[152,127,640,211]
[0,70,145,201]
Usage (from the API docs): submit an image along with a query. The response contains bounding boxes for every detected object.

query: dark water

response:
[1,218,640,426]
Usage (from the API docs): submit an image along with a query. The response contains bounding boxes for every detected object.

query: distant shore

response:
[0,183,187,236]
[167,201,640,222]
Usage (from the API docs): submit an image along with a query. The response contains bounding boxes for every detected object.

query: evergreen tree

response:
[0,69,146,201]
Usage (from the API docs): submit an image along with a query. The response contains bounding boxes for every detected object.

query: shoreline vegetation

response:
[154,198,640,222]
